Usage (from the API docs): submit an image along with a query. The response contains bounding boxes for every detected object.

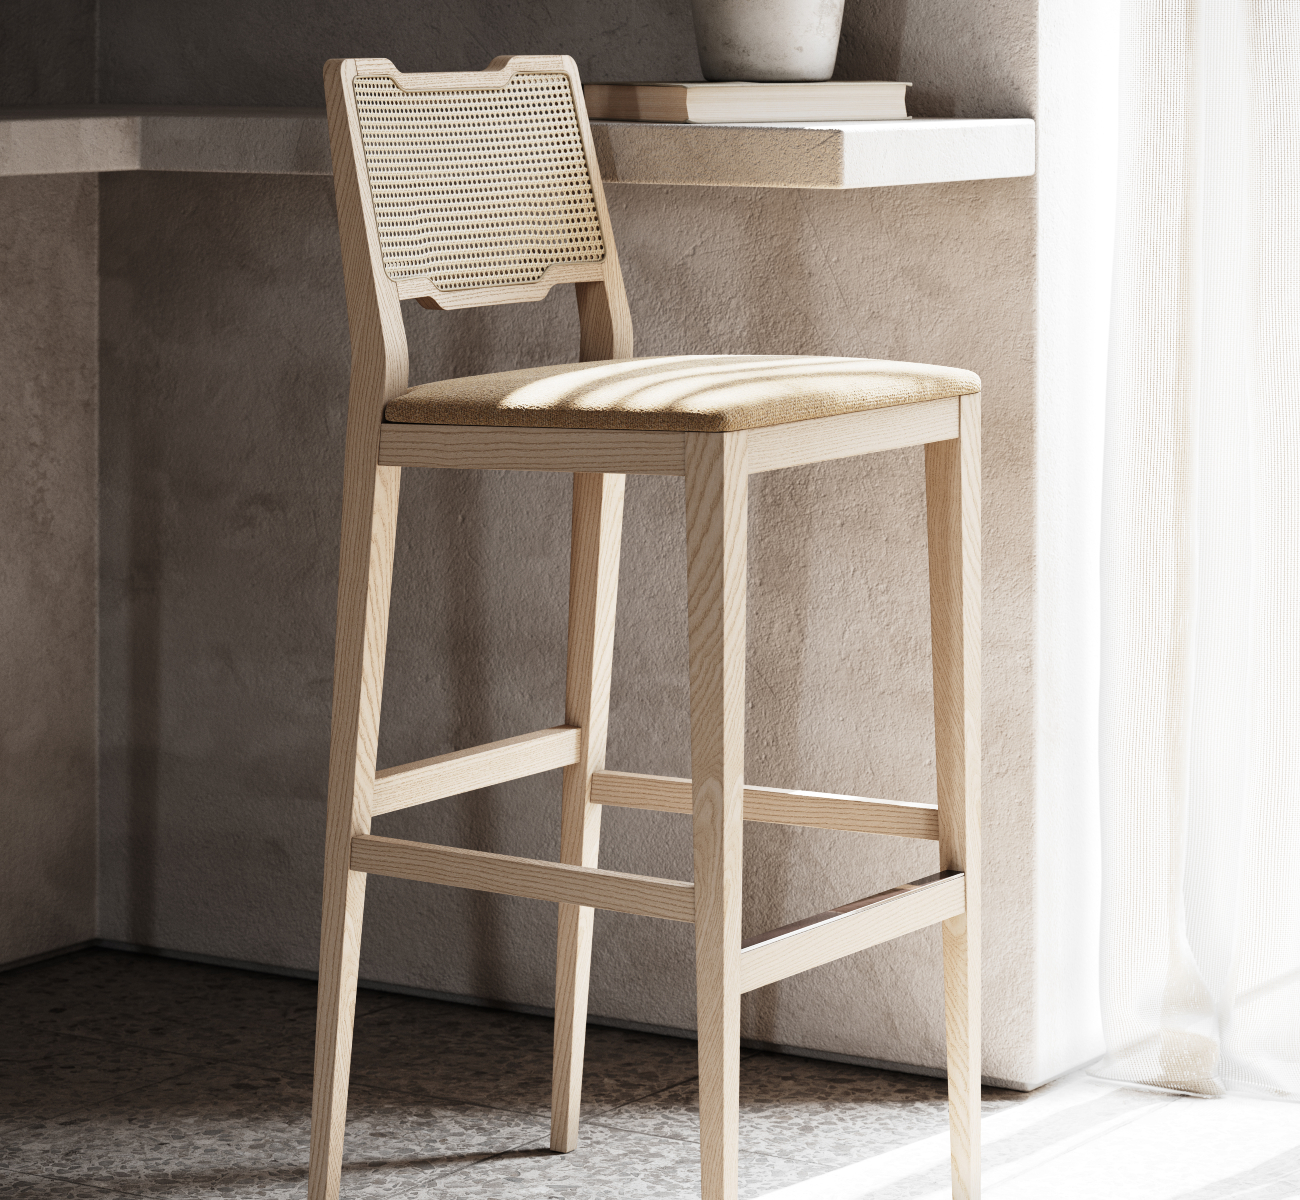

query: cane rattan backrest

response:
[354,72,605,292]
[329,56,619,313]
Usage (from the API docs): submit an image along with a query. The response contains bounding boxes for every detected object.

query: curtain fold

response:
[1095,0,1300,1099]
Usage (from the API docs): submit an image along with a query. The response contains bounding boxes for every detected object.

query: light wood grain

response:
[350,54,573,93]
[739,872,965,994]
[589,771,939,840]
[378,423,684,476]
[403,259,606,307]
[570,54,633,362]
[926,392,982,1200]
[552,473,625,1152]
[370,726,580,816]
[576,278,634,362]
[309,56,411,1200]
[685,431,748,1200]
[744,398,957,475]
[349,835,695,922]
[308,465,398,1200]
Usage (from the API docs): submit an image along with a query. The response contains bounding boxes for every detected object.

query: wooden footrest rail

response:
[371,726,581,816]
[589,770,939,840]
[350,836,958,988]
[350,834,696,922]
[370,746,939,846]
[739,871,964,992]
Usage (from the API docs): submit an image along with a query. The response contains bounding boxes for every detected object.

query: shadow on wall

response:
[835,0,1033,119]
[90,0,703,107]
[837,0,910,94]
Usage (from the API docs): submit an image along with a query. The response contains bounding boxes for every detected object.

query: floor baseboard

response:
[0,939,98,973]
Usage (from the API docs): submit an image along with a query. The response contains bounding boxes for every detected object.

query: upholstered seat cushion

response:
[385,355,981,433]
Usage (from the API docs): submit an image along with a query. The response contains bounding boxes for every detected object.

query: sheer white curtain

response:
[1095,0,1300,1098]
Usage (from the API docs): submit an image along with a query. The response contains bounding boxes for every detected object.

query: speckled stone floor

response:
[0,948,1025,1198]
[8,951,1292,1199]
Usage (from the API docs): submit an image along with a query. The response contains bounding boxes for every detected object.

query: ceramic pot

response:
[690,0,846,82]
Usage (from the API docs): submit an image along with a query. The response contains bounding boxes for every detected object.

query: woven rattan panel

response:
[353,73,606,292]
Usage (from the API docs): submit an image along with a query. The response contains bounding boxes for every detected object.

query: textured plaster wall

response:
[836,0,1032,120]
[0,0,1102,1090]
[95,0,700,106]
[0,0,97,108]
[0,0,101,965]
[0,172,100,963]
[96,159,1037,1082]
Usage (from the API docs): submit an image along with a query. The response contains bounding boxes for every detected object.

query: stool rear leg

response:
[686,432,748,1200]
[551,472,626,1152]
[308,462,402,1200]
[925,394,982,1200]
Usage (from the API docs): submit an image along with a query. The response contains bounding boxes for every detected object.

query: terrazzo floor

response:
[2,949,1296,1198]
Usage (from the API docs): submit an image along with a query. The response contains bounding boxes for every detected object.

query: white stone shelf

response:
[0,108,331,177]
[590,118,1034,189]
[0,108,1034,189]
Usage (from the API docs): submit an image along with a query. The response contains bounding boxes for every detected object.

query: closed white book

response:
[583,80,911,124]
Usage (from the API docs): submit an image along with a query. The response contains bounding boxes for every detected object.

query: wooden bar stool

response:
[309,55,981,1200]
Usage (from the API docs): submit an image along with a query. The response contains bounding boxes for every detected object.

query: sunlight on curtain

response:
[1095,0,1300,1098]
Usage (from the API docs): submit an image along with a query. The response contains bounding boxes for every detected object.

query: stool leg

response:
[308,463,401,1200]
[685,432,748,1200]
[551,472,626,1152]
[925,394,982,1200]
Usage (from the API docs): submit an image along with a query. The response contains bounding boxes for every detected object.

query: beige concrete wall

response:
[95,156,1038,1081]
[2,0,1093,1090]
[0,0,97,108]
[0,171,100,964]
[94,0,701,106]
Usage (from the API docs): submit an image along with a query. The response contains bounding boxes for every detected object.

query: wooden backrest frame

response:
[323,54,634,433]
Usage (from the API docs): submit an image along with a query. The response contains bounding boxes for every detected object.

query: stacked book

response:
[583,81,910,124]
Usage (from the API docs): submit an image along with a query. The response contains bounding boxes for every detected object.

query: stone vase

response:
[690,0,846,82]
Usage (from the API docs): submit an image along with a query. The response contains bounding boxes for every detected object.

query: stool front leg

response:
[552,472,626,1152]
[685,431,748,1200]
[308,462,402,1200]
[925,393,982,1200]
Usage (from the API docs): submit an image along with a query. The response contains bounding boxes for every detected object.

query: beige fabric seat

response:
[386,354,981,432]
